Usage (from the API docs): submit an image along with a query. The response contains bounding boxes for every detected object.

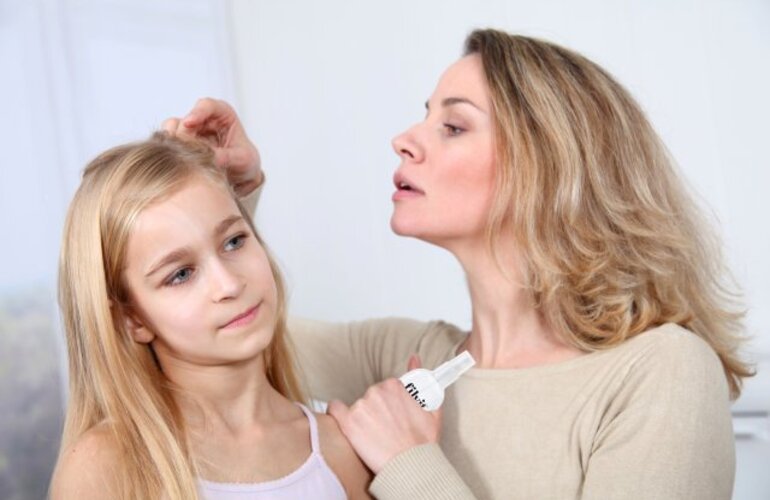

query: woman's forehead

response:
[432,55,490,106]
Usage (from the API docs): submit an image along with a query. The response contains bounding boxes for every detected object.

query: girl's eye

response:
[224,233,248,252]
[443,123,464,136]
[166,267,194,287]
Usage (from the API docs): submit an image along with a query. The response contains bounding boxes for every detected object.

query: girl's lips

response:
[221,304,260,329]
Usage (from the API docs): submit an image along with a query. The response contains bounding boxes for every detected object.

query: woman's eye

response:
[224,233,247,252]
[443,123,464,136]
[166,267,194,286]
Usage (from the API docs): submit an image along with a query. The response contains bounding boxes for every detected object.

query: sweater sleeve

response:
[288,317,440,405]
[581,326,735,500]
[369,444,478,500]
[239,181,262,217]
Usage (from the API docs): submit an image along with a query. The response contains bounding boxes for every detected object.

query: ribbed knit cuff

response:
[239,179,263,217]
[369,443,477,500]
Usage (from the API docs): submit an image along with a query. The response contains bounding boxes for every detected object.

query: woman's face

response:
[121,175,277,368]
[390,54,496,247]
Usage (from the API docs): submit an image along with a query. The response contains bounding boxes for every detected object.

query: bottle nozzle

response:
[433,351,475,389]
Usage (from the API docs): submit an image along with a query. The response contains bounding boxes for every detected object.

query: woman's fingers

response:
[327,399,351,427]
[182,97,232,128]
[327,376,442,473]
[407,353,421,371]
[161,117,180,135]
[162,98,262,194]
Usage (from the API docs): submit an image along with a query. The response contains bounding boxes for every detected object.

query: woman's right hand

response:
[162,98,262,196]
[327,355,443,474]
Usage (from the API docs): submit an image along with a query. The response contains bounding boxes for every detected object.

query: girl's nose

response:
[210,259,244,303]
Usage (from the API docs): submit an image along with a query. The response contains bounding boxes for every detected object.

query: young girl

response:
[50,133,371,499]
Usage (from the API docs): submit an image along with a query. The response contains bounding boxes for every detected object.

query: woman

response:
[166,29,751,499]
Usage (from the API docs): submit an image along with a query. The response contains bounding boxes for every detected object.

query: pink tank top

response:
[199,404,348,499]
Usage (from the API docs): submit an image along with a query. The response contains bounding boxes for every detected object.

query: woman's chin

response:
[390,215,417,237]
[390,217,442,246]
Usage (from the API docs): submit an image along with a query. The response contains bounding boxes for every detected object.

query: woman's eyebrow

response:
[425,96,487,113]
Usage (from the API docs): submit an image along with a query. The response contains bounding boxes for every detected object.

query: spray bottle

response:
[399,351,476,411]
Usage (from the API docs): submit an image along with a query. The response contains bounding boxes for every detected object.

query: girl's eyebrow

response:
[145,247,192,278]
[214,215,244,237]
[144,215,244,278]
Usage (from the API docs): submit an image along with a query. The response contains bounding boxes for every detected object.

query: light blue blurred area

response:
[0,1,235,498]
[0,0,236,293]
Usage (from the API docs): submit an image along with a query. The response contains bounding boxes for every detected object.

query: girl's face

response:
[122,175,277,368]
[390,54,497,247]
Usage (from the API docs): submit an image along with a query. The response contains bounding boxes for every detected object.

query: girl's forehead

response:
[125,177,242,271]
[137,176,236,230]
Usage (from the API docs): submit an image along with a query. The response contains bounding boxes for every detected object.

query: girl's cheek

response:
[172,306,201,324]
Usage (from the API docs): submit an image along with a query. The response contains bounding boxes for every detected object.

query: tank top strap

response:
[295,403,321,454]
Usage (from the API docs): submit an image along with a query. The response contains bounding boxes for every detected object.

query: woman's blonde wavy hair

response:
[56,132,305,499]
[466,29,752,397]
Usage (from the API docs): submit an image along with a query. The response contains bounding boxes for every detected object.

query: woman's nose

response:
[391,125,424,163]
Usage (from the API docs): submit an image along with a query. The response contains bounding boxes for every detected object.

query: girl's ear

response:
[124,313,155,344]
[112,301,155,344]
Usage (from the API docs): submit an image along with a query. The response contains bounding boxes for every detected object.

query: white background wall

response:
[228,1,769,498]
[0,0,767,498]
[1,0,236,294]
[231,0,770,347]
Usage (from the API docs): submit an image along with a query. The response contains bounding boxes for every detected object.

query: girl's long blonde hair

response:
[465,29,752,397]
[56,132,305,499]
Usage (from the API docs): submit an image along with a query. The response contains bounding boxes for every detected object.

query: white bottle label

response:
[403,381,428,408]
[398,352,475,411]
[399,369,444,411]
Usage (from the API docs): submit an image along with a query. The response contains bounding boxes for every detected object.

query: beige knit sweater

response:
[242,186,734,499]
[288,318,735,500]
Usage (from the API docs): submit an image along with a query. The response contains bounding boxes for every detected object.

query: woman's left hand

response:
[327,355,442,473]
[162,98,262,196]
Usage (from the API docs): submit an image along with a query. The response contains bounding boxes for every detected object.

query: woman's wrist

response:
[234,170,263,197]
[370,443,475,499]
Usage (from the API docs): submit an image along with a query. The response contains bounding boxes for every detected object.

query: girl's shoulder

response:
[315,412,373,499]
[50,422,121,499]
[314,411,351,453]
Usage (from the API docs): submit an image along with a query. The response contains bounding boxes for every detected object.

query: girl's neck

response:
[158,353,293,434]
[157,352,309,484]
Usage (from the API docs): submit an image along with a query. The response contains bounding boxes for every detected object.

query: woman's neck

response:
[451,237,583,369]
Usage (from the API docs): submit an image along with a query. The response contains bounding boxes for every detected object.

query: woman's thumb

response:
[407,353,422,371]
